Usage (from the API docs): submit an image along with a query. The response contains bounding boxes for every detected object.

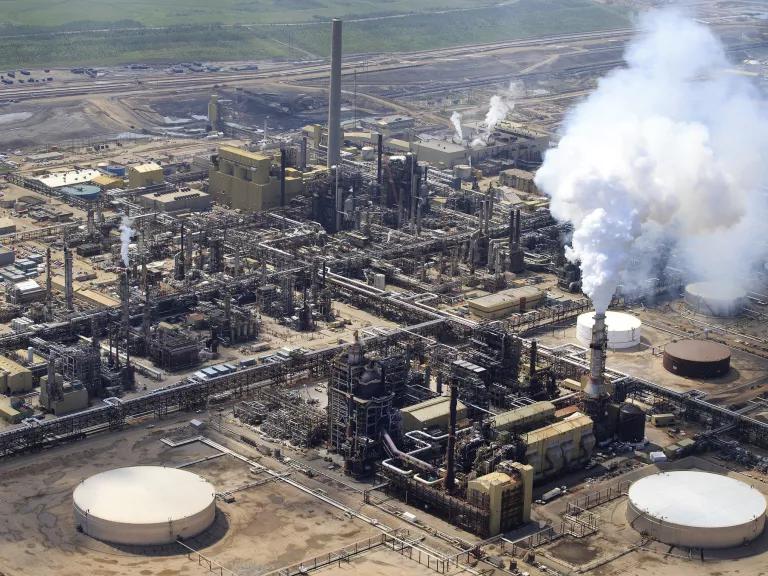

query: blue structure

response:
[60,185,101,201]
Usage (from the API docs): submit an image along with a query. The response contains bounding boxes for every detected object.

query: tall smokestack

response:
[326,18,343,169]
[64,245,73,311]
[584,312,607,399]
[45,247,52,315]
[280,147,287,207]
[445,382,458,492]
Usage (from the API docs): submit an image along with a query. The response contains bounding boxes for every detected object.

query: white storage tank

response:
[684,282,745,317]
[627,471,766,549]
[576,311,641,350]
[73,466,216,545]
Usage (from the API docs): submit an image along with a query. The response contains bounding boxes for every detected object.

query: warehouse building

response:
[468,286,544,320]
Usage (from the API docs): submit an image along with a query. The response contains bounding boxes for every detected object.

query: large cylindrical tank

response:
[663,339,731,378]
[684,282,745,317]
[576,311,641,350]
[617,403,645,443]
[361,146,375,161]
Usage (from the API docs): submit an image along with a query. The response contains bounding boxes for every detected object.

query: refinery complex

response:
[0,4,767,576]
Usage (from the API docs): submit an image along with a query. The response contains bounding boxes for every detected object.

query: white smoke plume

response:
[450,111,464,142]
[472,82,519,147]
[119,216,133,268]
[535,10,768,313]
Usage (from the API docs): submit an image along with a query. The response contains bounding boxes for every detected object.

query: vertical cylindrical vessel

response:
[327,19,343,168]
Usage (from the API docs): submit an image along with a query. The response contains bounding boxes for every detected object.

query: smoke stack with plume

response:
[119,216,133,268]
[450,111,464,142]
[472,82,519,147]
[535,10,768,314]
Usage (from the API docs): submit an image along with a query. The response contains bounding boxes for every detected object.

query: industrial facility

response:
[0,6,766,576]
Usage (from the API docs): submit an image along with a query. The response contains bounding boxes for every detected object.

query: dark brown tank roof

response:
[664,339,731,363]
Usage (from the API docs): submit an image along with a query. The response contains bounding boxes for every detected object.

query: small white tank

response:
[361,146,375,161]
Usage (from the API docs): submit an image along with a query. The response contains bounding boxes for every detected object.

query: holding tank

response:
[617,403,645,443]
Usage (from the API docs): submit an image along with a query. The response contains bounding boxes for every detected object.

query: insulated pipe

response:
[326,19,343,168]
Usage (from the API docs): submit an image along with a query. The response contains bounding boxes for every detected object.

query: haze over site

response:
[535,9,768,312]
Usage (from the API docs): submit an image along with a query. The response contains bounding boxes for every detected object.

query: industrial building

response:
[0,356,33,394]
[138,188,212,213]
[522,412,595,480]
[468,286,544,319]
[208,145,304,211]
[128,162,164,189]
[0,14,767,576]
[400,395,468,433]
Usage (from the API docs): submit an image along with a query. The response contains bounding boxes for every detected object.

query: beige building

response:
[522,412,596,481]
[208,146,304,212]
[467,462,533,536]
[39,374,89,416]
[468,286,544,320]
[499,168,538,195]
[400,396,467,433]
[138,189,212,214]
[92,174,124,190]
[493,401,555,434]
[128,162,164,189]
[0,356,33,394]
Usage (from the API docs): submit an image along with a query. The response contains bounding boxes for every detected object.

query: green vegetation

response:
[0,0,630,68]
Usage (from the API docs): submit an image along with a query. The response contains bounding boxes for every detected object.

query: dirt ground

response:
[532,456,768,576]
[0,414,381,576]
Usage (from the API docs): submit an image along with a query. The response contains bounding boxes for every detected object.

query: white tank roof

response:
[627,471,766,549]
[576,311,641,350]
[629,471,765,528]
[73,466,216,545]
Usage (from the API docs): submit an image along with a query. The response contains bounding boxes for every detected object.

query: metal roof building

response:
[400,396,468,433]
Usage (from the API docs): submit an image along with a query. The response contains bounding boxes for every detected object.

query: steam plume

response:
[119,216,133,267]
[450,111,464,142]
[472,83,519,147]
[535,10,768,313]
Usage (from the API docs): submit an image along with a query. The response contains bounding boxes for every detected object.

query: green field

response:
[0,0,630,68]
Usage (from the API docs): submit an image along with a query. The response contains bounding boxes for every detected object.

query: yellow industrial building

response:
[208,146,304,212]
[493,401,555,434]
[92,174,124,190]
[39,374,89,416]
[467,462,533,536]
[128,162,164,189]
[468,286,544,320]
[522,412,596,481]
[0,395,33,423]
[400,396,468,433]
[0,356,33,395]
